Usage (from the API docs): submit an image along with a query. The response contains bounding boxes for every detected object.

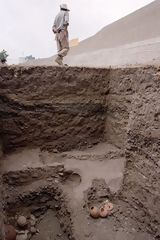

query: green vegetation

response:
[0,50,9,63]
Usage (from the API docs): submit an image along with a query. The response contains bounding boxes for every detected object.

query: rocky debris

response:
[30,215,36,222]
[16,231,28,240]
[29,220,36,227]
[29,215,36,227]
[17,216,27,228]
[58,173,64,177]
[54,179,59,184]
[85,179,113,205]
[59,167,64,172]
[30,227,37,234]
[60,153,67,158]
[6,214,39,240]
[53,149,59,154]
[30,207,46,218]
[4,183,74,240]
[47,177,54,182]
[58,167,65,177]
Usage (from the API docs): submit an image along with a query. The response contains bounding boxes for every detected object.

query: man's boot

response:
[55,55,63,66]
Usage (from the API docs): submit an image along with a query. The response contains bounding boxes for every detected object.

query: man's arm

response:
[64,12,69,27]
[52,25,57,33]
[52,17,57,33]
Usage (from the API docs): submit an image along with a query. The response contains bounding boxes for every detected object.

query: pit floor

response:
[2,143,155,240]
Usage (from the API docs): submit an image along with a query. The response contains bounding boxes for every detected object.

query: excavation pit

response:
[0,65,160,240]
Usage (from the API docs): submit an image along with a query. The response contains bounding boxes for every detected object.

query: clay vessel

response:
[105,202,114,211]
[90,206,100,218]
[99,206,108,218]
[4,224,16,240]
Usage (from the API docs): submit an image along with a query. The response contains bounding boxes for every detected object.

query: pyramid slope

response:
[69,0,160,56]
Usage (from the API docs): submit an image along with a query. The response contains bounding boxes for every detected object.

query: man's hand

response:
[52,26,57,34]
[63,23,69,30]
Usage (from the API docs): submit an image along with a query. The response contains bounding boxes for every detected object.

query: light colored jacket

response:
[53,10,69,32]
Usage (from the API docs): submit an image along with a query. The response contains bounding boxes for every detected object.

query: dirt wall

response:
[0,65,134,151]
[0,66,109,152]
[122,67,160,236]
[0,143,4,240]
[0,182,4,240]
[105,68,135,148]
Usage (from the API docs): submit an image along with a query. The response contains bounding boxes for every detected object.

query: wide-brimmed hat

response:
[60,4,70,11]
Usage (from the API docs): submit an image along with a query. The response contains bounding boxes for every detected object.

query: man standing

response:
[52,4,70,66]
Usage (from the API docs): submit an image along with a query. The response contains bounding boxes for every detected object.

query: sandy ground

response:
[65,37,160,67]
[24,37,160,68]
[1,143,125,194]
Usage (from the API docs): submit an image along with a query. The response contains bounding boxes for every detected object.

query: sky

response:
[0,0,154,60]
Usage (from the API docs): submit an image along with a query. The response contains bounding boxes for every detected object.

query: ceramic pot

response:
[4,225,16,240]
[99,206,108,218]
[90,206,100,218]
